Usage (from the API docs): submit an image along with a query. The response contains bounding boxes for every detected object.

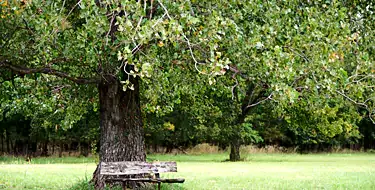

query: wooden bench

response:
[100,161,185,190]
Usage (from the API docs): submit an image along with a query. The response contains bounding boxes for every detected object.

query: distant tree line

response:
[1,104,374,157]
[0,110,98,157]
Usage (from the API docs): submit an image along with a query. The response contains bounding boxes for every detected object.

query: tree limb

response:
[0,60,100,84]
[157,0,208,75]
[336,90,375,124]
[245,93,273,109]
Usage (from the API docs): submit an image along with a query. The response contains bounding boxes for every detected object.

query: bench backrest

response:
[100,161,177,175]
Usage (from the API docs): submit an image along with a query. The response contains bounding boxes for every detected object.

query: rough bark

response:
[230,139,241,161]
[229,114,246,162]
[93,75,146,189]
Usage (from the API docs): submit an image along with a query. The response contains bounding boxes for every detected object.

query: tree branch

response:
[336,90,375,124]
[245,93,273,109]
[0,61,100,84]
[158,0,208,75]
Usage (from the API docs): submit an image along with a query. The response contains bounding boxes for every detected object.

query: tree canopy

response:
[1,0,375,187]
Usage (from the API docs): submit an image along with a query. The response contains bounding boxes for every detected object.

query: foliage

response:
[1,0,375,161]
[284,96,362,146]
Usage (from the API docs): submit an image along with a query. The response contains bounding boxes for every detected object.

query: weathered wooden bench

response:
[100,161,185,190]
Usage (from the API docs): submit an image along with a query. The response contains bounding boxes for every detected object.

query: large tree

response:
[0,0,235,187]
[196,1,366,161]
[2,1,375,188]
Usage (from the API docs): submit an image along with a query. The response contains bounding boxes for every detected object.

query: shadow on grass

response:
[69,178,187,190]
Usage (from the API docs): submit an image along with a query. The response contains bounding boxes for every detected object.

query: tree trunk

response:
[41,141,48,156]
[59,142,63,157]
[6,131,10,154]
[81,142,89,157]
[68,143,71,156]
[229,114,246,162]
[51,142,55,155]
[87,143,90,156]
[153,143,158,153]
[30,141,37,156]
[32,136,38,156]
[1,132,3,153]
[230,138,241,161]
[10,137,14,155]
[78,142,81,156]
[93,76,146,189]
[14,140,23,156]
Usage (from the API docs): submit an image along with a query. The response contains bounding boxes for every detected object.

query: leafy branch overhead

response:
[1,0,374,120]
[1,1,232,86]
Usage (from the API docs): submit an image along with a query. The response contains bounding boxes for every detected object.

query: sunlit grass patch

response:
[0,153,375,189]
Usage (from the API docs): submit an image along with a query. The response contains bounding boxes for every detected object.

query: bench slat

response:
[100,161,177,175]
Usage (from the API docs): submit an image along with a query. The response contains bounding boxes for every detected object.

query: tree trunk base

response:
[93,76,146,189]
[229,139,241,162]
[93,165,105,190]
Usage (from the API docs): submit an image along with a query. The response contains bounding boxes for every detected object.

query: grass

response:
[0,156,97,164]
[1,153,375,189]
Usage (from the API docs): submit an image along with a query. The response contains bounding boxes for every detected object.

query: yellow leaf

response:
[163,122,175,131]
[0,0,7,7]
[157,41,164,47]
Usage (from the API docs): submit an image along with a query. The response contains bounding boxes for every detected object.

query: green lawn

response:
[1,153,375,189]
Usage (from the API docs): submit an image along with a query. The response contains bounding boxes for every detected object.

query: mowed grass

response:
[1,153,375,189]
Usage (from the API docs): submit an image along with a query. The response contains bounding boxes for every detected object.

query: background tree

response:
[197,1,362,161]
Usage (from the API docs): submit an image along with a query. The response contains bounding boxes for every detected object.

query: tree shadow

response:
[141,183,187,190]
[221,158,246,162]
[68,179,120,190]
[69,179,187,190]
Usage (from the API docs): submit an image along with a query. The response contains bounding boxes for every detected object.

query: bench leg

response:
[122,181,127,190]
[158,182,161,190]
